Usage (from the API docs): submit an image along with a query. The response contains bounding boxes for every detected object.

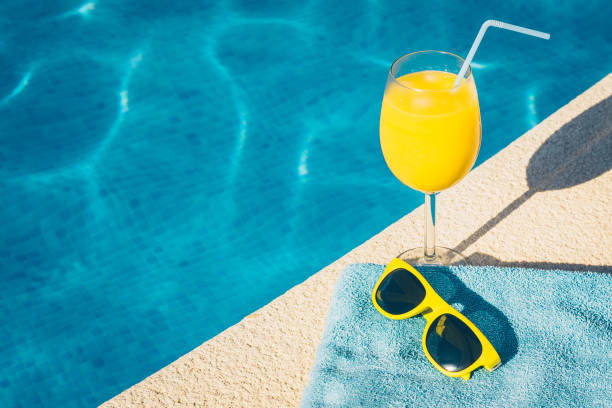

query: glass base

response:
[397,247,468,266]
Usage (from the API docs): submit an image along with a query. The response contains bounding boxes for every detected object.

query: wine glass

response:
[380,51,481,265]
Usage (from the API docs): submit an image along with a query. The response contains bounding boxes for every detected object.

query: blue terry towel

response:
[301,263,612,407]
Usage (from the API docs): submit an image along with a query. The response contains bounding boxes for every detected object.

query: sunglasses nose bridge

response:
[420,291,447,322]
[421,307,436,322]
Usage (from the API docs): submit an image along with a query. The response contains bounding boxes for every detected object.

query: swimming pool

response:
[1,0,610,406]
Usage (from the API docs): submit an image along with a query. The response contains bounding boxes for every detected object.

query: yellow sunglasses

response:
[372,258,501,380]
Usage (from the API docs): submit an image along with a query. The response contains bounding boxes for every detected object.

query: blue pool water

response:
[1,0,610,406]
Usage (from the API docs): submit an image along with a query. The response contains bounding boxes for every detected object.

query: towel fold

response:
[301,263,611,407]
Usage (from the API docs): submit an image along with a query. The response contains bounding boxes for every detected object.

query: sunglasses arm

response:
[484,355,502,371]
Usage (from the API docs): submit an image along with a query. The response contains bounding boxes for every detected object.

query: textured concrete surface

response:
[102,73,612,408]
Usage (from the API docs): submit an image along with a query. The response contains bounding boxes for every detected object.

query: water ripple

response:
[1,70,32,105]
[78,2,95,16]
[471,61,494,70]
[207,49,249,189]
[298,132,314,180]
[55,1,96,20]
[90,49,145,164]
[526,88,538,127]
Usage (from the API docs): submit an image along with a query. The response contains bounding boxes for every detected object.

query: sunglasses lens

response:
[375,268,426,315]
[425,313,482,372]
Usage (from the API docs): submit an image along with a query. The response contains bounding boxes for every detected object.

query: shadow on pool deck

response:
[465,252,612,274]
[453,95,612,262]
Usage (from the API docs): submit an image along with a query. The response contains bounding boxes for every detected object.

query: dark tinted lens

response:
[425,314,482,372]
[375,268,426,315]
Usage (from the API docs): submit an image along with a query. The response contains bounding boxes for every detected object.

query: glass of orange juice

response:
[380,51,480,265]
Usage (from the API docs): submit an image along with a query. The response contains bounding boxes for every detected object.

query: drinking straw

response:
[454,20,550,87]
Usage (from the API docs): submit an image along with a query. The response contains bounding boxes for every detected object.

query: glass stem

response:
[424,193,436,261]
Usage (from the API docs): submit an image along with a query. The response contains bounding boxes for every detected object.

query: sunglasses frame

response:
[372,258,501,380]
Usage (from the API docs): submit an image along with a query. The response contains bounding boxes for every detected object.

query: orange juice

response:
[380,70,481,193]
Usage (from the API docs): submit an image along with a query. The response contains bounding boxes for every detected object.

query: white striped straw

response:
[453,20,550,87]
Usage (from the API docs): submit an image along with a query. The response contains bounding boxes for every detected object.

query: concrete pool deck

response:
[102,73,612,407]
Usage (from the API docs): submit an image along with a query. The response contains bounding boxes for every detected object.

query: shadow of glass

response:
[417,265,519,366]
[454,94,612,254]
[526,95,612,191]
[466,252,612,274]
